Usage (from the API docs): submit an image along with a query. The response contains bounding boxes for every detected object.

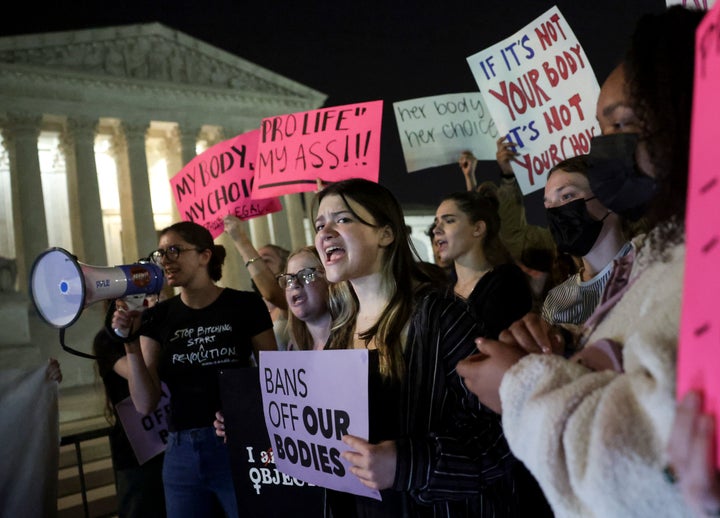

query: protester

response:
[456,6,704,517]
[278,246,332,351]
[459,146,556,263]
[540,154,631,339]
[93,328,166,517]
[314,178,551,517]
[460,148,565,314]
[433,189,532,339]
[425,222,456,282]
[214,245,333,440]
[112,221,277,518]
[224,214,290,350]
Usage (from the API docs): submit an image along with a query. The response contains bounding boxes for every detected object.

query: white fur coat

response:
[500,229,694,518]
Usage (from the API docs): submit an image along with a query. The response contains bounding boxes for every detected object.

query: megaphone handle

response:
[113,294,146,338]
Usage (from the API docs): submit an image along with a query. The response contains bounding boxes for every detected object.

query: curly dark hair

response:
[623,5,705,226]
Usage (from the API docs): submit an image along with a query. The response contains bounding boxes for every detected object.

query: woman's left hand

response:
[456,338,527,414]
[341,435,397,490]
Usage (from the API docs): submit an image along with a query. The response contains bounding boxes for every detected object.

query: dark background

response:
[0,0,665,223]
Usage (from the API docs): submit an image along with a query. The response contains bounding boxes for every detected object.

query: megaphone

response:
[29,247,164,329]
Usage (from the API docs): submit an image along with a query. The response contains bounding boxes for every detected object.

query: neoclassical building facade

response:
[0,22,326,385]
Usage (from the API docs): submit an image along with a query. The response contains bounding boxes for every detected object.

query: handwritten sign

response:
[393,93,499,173]
[666,0,716,9]
[677,1,720,467]
[252,101,383,198]
[259,350,378,500]
[218,368,324,517]
[115,382,171,465]
[170,129,282,238]
[467,6,600,194]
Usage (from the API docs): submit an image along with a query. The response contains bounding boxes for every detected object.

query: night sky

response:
[1,0,665,222]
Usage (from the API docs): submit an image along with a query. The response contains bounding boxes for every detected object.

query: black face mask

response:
[546,197,608,256]
[586,133,657,221]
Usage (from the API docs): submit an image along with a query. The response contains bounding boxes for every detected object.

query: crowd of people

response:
[75,4,717,518]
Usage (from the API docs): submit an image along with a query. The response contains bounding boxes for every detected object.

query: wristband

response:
[245,256,262,268]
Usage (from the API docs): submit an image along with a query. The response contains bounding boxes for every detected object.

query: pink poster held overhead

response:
[170,129,282,238]
[677,4,720,467]
[252,101,383,198]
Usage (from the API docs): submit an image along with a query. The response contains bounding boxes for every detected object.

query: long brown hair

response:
[315,178,446,380]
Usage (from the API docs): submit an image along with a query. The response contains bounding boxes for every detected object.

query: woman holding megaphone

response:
[112,221,277,518]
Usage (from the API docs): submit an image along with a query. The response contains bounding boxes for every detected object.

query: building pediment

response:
[0,22,322,100]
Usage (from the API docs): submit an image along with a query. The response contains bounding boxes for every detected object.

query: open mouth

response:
[324,246,345,264]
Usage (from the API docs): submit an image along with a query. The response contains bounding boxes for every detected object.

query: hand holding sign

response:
[341,435,397,490]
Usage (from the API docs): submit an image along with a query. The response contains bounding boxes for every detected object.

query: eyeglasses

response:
[150,246,202,264]
[276,268,322,290]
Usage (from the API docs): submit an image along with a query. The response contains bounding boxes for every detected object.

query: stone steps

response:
[58,389,118,518]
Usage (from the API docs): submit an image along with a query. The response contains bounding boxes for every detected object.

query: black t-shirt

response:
[142,288,273,431]
[466,262,532,339]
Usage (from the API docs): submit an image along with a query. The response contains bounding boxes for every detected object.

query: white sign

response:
[467,5,600,194]
[393,93,499,173]
[666,0,715,9]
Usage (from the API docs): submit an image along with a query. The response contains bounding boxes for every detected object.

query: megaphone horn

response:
[29,247,165,329]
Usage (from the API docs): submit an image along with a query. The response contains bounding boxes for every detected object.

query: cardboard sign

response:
[252,101,383,198]
[170,129,283,238]
[393,93,499,173]
[115,382,171,465]
[666,0,716,8]
[218,367,324,517]
[677,2,720,467]
[467,6,600,194]
[259,350,379,500]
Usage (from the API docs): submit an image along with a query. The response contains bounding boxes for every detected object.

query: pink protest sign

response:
[170,129,283,238]
[115,382,171,465]
[258,350,379,500]
[677,4,720,467]
[252,101,383,198]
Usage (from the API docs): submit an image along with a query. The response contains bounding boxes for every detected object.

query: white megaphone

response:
[29,247,165,329]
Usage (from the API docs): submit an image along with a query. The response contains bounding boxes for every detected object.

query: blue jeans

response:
[162,427,239,518]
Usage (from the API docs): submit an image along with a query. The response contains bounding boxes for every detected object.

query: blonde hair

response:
[285,246,330,350]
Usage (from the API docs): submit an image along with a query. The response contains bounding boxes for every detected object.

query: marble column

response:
[249,216,272,249]
[2,112,47,293]
[64,116,107,266]
[167,124,200,223]
[283,194,308,250]
[118,120,157,261]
